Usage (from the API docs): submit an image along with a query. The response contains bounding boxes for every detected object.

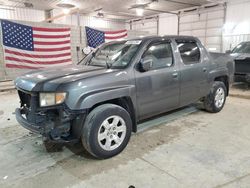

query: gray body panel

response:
[15,36,235,123]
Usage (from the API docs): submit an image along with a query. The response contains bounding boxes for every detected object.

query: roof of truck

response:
[129,35,199,41]
[104,35,200,47]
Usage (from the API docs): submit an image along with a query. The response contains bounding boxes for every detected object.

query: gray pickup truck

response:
[15,36,234,159]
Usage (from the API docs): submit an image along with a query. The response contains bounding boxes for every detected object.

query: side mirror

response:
[226,50,232,54]
[140,58,153,72]
[83,46,92,55]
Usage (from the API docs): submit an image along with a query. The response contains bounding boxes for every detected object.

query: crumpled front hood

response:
[15,64,110,91]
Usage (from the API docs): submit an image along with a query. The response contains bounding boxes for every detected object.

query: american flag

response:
[85,26,127,48]
[1,20,72,69]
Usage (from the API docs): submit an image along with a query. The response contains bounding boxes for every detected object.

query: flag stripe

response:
[33,30,70,36]
[33,34,70,39]
[6,64,41,69]
[6,60,71,68]
[33,40,70,45]
[6,56,72,65]
[33,37,70,42]
[6,62,71,69]
[105,31,127,38]
[105,33,128,40]
[5,49,71,58]
[6,53,71,62]
[105,29,127,34]
[34,46,71,52]
[33,27,70,32]
[34,43,70,49]
[5,46,70,55]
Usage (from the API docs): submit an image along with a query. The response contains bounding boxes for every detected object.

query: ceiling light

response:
[57,3,75,9]
[57,2,75,15]
[62,8,70,14]
[136,8,144,16]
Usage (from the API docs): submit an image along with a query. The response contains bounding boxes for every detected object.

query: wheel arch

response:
[214,75,229,95]
[88,97,137,133]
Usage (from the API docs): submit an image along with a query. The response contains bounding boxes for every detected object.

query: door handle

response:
[203,68,207,72]
[172,72,178,78]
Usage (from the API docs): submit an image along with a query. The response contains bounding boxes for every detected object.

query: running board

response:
[136,106,198,133]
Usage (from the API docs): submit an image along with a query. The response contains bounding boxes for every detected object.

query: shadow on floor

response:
[232,82,250,90]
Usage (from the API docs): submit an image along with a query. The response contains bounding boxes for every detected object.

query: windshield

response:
[81,41,141,69]
[232,42,250,53]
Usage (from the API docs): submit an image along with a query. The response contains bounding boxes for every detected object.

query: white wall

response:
[179,5,225,52]
[51,9,127,47]
[0,7,45,22]
[157,0,250,52]
[129,17,158,35]
[223,0,250,51]
[80,16,125,30]
[125,22,151,37]
[127,14,178,37]
[51,9,125,30]
[158,13,178,36]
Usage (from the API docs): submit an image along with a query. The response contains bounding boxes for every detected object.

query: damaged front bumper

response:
[15,89,86,143]
[16,108,46,134]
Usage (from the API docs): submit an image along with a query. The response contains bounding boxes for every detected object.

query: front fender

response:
[69,85,136,110]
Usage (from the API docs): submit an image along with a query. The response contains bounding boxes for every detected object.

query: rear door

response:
[175,39,210,106]
[135,40,180,120]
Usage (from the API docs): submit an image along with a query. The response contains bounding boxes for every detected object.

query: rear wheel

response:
[204,81,227,113]
[81,104,132,159]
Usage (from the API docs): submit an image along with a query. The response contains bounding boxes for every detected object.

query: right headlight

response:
[39,92,66,107]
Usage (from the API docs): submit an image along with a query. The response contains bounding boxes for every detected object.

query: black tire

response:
[81,104,132,159]
[204,81,227,113]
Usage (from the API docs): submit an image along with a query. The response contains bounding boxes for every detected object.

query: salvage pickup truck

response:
[15,36,234,159]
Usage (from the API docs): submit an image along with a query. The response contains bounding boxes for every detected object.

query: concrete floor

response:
[230,83,250,99]
[0,90,250,188]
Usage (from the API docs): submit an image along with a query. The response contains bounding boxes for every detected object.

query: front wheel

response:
[204,81,227,113]
[81,104,132,159]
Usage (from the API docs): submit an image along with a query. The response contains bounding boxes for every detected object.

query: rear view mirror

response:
[140,59,153,72]
[226,50,232,54]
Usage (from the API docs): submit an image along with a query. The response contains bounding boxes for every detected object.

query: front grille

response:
[17,90,40,123]
[235,59,250,74]
[18,90,32,108]
[17,90,39,110]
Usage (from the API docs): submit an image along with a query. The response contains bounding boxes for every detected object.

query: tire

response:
[81,104,132,159]
[204,81,227,113]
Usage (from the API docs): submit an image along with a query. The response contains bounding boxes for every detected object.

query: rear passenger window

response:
[143,42,173,70]
[176,41,200,65]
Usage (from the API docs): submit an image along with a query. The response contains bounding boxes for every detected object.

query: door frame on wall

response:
[178,3,226,53]
[128,15,159,35]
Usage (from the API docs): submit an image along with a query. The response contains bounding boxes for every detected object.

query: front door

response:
[135,40,180,120]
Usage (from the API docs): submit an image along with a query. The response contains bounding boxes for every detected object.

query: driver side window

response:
[143,42,173,70]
